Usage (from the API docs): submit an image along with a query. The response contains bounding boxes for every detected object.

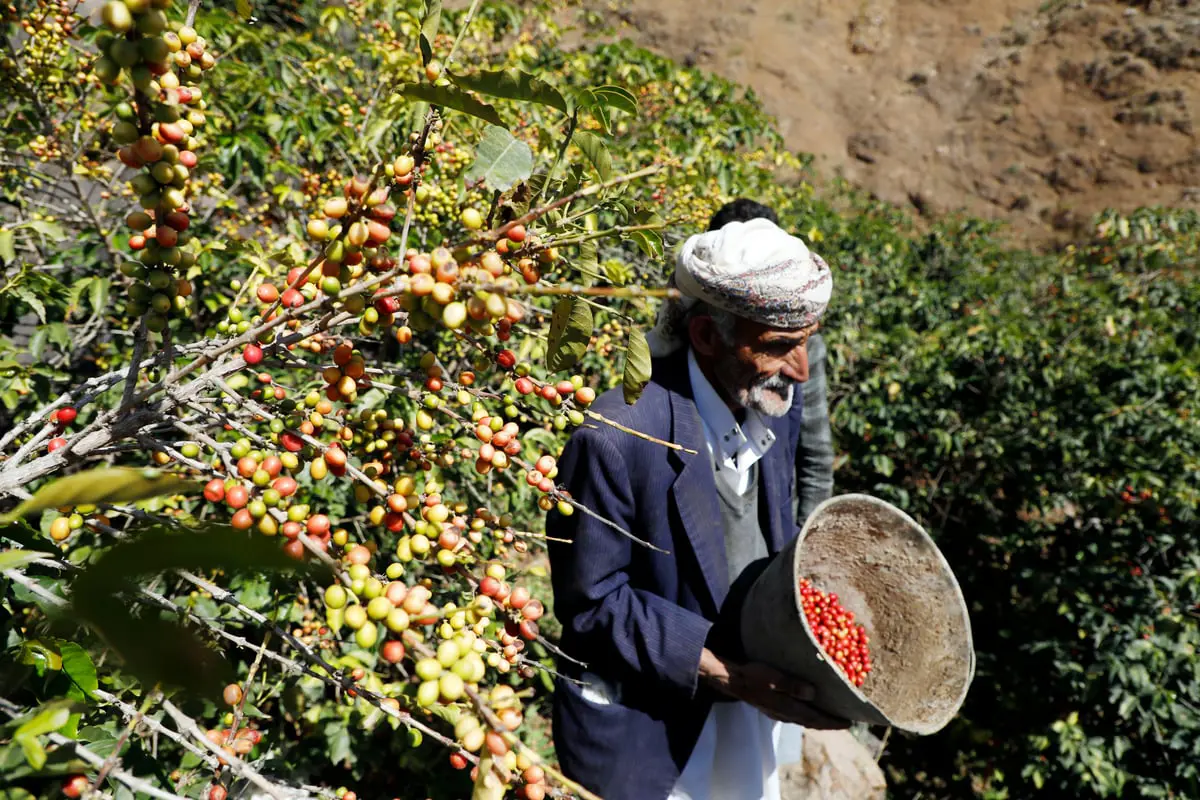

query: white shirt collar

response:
[687,349,777,482]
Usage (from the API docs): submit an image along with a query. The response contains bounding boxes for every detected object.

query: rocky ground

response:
[593,0,1200,247]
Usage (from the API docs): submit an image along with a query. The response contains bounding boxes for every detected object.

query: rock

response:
[781,728,887,800]
[848,0,895,55]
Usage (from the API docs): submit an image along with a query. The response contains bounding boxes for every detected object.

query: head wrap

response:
[646,218,833,357]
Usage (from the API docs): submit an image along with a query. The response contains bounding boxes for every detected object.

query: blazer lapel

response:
[759,418,791,553]
[662,360,728,616]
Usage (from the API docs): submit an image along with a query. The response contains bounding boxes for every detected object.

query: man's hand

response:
[698,648,851,729]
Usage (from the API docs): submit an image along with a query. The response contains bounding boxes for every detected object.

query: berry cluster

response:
[96,0,218,331]
[798,577,872,688]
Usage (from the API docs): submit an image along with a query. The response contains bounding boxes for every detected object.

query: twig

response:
[119,315,150,414]
[468,164,663,247]
[89,688,160,795]
[585,411,696,454]
[444,0,483,68]
[464,686,601,800]
[160,699,299,800]
[224,632,271,750]
[0,698,190,800]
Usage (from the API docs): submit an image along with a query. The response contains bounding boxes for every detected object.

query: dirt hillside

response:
[595,0,1200,246]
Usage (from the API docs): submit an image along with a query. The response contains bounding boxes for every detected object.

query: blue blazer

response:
[545,356,805,799]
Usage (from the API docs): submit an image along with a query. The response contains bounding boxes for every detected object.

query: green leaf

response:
[0,549,51,570]
[26,220,66,241]
[395,83,503,127]
[448,69,568,114]
[0,468,202,523]
[575,240,600,285]
[588,85,638,115]
[88,278,109,317]
[66,278,93,317]
[629,229,663,261]
[17,640,63,672]
[418,0,442,66]
[622,328,652,405]
[59,643,97,700]
[235,0,252,18]
[572,131,613,182]
[545,298,593,373]
[464,125,534,192]
[68,523,326,695]
[0,229,16,263]
[324,720,355,766]
[12,287,46,324]
[14,701,76,769]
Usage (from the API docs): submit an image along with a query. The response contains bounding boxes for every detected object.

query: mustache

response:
[753,373,794,392]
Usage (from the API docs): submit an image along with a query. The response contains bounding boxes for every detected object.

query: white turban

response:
[646,218,833,357]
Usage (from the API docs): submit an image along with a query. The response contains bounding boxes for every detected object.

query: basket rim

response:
[790,493,977,731]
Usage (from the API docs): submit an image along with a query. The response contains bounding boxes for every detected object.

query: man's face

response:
[708,318,817,417]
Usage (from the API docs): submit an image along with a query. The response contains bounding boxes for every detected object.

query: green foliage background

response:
[2,1,1199,799]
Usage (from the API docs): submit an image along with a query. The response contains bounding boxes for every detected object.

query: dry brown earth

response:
[592,0,1200,246]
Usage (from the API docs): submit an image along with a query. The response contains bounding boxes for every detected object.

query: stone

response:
[781,728,887,800]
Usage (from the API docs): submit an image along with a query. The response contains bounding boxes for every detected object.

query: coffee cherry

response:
[222,683,243,706]
[62,776,89,798]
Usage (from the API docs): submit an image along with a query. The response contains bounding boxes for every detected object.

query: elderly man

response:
[546,218,847,800]
[707,199,835,525]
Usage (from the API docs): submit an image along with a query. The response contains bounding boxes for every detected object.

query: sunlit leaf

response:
[14,701,76,770]
[464,125,533,192]
[0,549,51,570]
[0,229,15,264]
[0,468,202,523]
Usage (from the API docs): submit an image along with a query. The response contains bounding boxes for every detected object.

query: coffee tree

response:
[1,1,671,798]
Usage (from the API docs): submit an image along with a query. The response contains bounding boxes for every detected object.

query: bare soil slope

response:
[600,0,1200,246]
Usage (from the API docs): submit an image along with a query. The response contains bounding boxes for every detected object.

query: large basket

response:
[739,494,975,734]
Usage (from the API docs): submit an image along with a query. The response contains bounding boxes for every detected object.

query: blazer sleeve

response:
[547,427,714,697]
[797,333,834,524]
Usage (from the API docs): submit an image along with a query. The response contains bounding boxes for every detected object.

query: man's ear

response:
[688,315,721,357]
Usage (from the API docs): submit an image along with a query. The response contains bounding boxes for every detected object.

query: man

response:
[546,218,847,800]
[708,199,834,525]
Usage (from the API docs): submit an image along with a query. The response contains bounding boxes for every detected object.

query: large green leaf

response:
[572,130,613,182]
[448,69,568,114]
[418,0,442,66]
[59,642,97,700]
[464,125,534,192]
[0,549,51,570]
[0,468,202,523]
[13,700,76,770]
[395,83,503,127]
[545,298,593,373]
[69,524,326,695]
[622,328,653,405]
[0,229,14,264]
